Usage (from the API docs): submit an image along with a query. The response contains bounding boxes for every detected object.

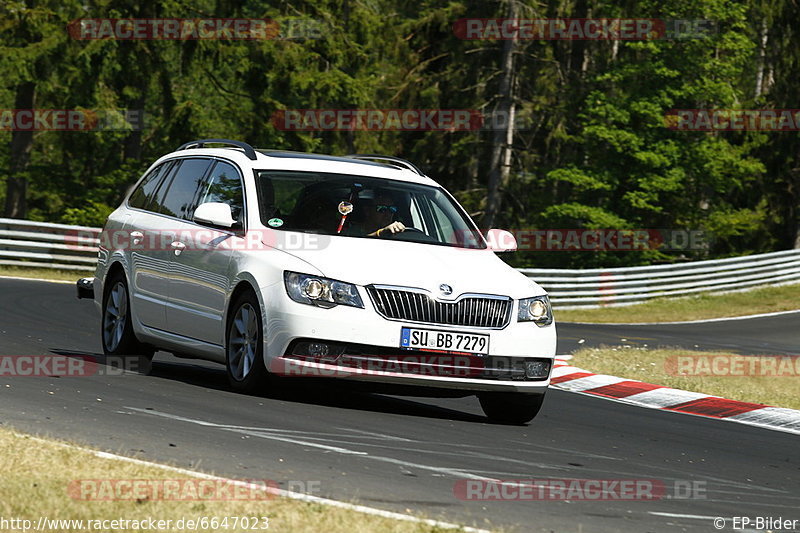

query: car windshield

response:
[255,170,486,249]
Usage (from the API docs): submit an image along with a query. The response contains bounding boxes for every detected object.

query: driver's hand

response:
[377,221,405,236]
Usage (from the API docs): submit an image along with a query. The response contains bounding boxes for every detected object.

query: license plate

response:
[400,327,489,355]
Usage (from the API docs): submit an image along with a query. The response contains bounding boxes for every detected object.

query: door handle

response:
[171,241,186,255]
[130,231,143,245]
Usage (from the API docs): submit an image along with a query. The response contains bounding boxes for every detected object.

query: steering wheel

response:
[385,226,438,243]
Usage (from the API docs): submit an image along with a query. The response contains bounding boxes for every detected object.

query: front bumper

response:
[262,283,557,393]
[269,356,551,393]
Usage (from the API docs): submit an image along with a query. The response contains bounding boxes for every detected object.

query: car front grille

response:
[366,286,512,329]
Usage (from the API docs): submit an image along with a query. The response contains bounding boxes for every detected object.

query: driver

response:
[362,191,406,237]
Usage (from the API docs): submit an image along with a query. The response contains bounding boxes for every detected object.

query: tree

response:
[1,0,77,217]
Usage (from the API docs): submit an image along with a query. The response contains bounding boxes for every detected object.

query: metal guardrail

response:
[1,218,799,307]
[520,249,800,308]
[0,218,99,271]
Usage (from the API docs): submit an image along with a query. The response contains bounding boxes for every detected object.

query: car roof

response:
[154,147,439,186]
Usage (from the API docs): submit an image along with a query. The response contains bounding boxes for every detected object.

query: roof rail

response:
[346,154,424,176]
[177,139,257,161]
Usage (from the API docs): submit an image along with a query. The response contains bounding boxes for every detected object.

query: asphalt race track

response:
[0,278,798,532]
[558,314,800,356]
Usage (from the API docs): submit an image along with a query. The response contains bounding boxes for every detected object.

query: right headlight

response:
[284,271,364,309]
[518,295,553,326]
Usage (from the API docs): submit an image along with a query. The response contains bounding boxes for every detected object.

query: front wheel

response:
[226,291,269,393]
[101,271,154,374]
[478,391,546,424]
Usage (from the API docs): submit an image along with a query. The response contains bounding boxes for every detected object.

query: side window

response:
[153,158,212,220]
[128,163,169,211]
[199,161,244,224]
[149,163,178,215]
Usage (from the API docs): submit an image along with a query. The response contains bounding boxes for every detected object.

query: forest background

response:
[2,0,798,268]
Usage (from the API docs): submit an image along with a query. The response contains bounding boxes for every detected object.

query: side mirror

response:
[485,229,518,252]
[194,202,236,228]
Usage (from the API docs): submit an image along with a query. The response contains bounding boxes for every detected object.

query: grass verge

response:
[554,282,800,323]
[569,346,800,410]
[0,265,93,283]
[0,426,485,533]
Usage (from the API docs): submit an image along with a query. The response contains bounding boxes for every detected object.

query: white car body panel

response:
[272,235,545,299]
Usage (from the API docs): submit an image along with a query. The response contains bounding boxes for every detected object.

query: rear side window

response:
[198,161,245,224]
[152,158,212,220]
[128,163,170,210]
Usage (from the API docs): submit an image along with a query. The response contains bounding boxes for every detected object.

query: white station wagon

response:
[78,139,556,423]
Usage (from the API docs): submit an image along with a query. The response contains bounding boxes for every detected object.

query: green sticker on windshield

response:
[268,218,284,227]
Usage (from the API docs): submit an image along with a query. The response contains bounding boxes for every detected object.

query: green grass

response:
[554,283,800,323]
[569,346,800,410]
[0,426,489,533]
[0,265,93,283]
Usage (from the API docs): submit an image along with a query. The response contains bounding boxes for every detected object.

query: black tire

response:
[101,270,154,375]
[225,290,269,393]
[478,391,546,424]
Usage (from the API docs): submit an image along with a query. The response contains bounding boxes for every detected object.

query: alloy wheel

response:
[103,281,128,351]
[228,302,259,381]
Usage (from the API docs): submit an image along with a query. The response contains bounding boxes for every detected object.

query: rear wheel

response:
[101,271,154,374]
[226,290,269,393]
[478,391,546,424]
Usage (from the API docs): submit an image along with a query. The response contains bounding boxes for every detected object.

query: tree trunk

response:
[122,96,145,162]
[754,18,768,99]
[483,1,518,230]
[4,81,36,219]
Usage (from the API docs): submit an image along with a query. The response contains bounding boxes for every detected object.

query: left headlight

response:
[518,295,553,326]
[284,271,364,309]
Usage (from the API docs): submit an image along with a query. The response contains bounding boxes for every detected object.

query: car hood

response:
[272,234,545,299]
